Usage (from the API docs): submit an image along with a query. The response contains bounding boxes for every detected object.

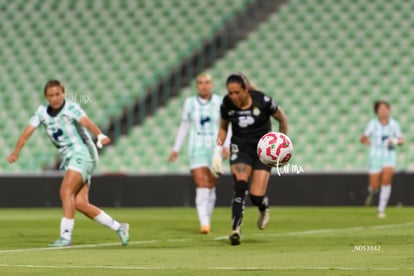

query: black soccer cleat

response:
[229,230,241,246]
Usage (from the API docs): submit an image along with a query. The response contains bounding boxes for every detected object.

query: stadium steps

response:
[0,0,254,173]
[99,0,414,173]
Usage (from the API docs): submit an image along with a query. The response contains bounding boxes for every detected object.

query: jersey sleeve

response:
[172,99,192,152]
[394,121,403,138]
[363,120,374,136]
[28,106,43,128]
[181,98,191,121]
[220,96,230,120]
[67,101,86,122]
[263,94,278,115]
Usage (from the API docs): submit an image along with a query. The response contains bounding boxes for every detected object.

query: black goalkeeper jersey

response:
[221,90,278,144]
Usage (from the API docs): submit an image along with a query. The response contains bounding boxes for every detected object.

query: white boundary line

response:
[0,240,158,254]
[213,221,414,240]
[0,263,414,271]
[0,221,413,254]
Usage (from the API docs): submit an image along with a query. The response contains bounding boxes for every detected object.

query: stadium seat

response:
[0,0,252,173]
[98,0,414,172]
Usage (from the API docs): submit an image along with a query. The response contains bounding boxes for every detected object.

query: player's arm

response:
[221,123,232,159]
[211,118,229,178]
[388,122,404,146]
[168,119,190,162]
[7,125,37,163]
[387,137,404,146]
[79,116,111,148]
[272,107,288,135]
[216,118,229,146]
[361,122,372,145]
[360,135,370,145]
[169,99,191,162]
[396,137,404,145]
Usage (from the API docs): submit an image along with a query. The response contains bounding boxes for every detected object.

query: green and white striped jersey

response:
[363,118,402,158]
[29,100,98,163]
[174,94,222,153]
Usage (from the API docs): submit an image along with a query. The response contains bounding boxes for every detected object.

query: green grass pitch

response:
[0,207,414,275]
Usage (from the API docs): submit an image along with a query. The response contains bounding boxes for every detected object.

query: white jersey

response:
[173,94,222,153]
[363,118,402,159]
[29,100,98,163]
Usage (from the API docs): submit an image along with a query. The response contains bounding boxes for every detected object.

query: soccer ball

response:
[257,132,293,167]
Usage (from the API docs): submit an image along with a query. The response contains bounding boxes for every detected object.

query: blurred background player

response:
[168,73,230,234]
[7,80,129,247]
[213,73,288,245]
[360,100,404,218]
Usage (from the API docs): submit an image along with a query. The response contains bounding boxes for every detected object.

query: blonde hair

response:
[196,72,212,82]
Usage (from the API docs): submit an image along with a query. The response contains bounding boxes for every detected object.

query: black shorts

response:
[229,139,271,172]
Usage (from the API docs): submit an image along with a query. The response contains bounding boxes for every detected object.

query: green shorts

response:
[62,149,97,184]
[189,147,213,170]
[368,153,396,173]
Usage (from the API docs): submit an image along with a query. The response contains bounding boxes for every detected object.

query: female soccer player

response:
[7,80,129,247]
[168,73,230,234]
[213,73,288,245]
[360,100,404,218]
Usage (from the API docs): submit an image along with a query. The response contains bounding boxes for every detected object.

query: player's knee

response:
[74,198,88,212]
[250,194,267,207]
[234,180,248,200]
[59,187,72,200]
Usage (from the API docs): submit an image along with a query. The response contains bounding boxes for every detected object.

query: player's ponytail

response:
[226,73,258,91]
[44,80,65,96]
[237,72,258,91]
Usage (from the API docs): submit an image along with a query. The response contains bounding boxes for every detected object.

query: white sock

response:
[94,211,121,231]
[196,188,210,226]
[206,188,216,224]
[378,185,392,213]
[60,217,74,240]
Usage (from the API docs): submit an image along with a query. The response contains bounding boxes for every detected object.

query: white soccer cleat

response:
[257,209,270,230]
[377,212,386,219]
[117,223,130,246]
[48,237,72,247]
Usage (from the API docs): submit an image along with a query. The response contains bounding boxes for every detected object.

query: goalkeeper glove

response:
[96,133,109,149]
[211,146,223,178]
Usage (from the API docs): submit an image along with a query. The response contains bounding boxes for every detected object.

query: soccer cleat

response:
[48,237,72,247]
[117,223,130,246]
[200,225,210,234]
[229,229,241,246]
[257,209,270,230]
[378,212,386,219]
[365,192,375,206]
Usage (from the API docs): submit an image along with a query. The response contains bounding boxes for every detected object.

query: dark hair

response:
[226,72,258,91]
[44,79,65,96]
[226,74,248,89]
[374,100,390,114]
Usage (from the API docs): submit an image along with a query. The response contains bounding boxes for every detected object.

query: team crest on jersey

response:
[252,106,260,116]
[264,96,270,102]
[228,110,235,116]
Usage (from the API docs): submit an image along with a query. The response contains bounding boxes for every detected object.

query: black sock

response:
[232,180,248,230]
[250,194,269,212]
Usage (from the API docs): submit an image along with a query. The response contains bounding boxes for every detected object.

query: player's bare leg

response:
[378,167,394,218]
[229,163,252,245]
[49,169,84,247]
[250,170,271,230]
[366,173,381,206]
[75,183,129,245]
[192,167,216,234]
